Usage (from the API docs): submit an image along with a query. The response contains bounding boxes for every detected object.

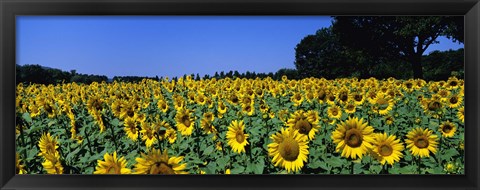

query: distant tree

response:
[332,16,464,79]
[294,27,355,79]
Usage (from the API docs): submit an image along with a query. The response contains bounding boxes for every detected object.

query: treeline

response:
[16,46,462,86]
[177,68,300,81]
[16,64,108,85]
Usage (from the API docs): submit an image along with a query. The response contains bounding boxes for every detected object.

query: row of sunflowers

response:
[15,76,464,174]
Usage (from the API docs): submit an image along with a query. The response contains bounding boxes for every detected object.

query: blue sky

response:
[16,16,464,79]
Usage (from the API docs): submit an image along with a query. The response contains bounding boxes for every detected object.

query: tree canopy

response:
[294,16,464,80]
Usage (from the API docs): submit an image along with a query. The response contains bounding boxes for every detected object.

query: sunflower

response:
[124,117,139,141]
[268,128,309,173]
[86,95,104,113]
[403,80,415,92]
[42,99,58,118]
[372,93,394,115]
[286,110,320,140]
[327,105,342,120]
[157,99,169,113]
[133,149,188,174]
[165,128,177,144]
[336,87,351,105]
[226,120,249,154]
[42,152,63,174]
[325,92,336,105]
[344,101,356,114]
[228,93,240,105]
[457,106,464,123]
[196,93,207,106]
[446,77,460,90]
[38,132,58,157]
[175,108,195,136]
[217,101,227,118]
[351,91,365,106]
[291,92,304,107]
[371,133,404,165]
[203,112,215,122]
[28,103,41,118]
[447,94,462,108]
[16,153,27,174]
[405,127,438,158]
[94,152,131,174]
[385,116,395,125]
[200,117,218,137]
[439,121,457,138]
[331,117,375,160]
[241,102,255,116]
[140,121,159,148]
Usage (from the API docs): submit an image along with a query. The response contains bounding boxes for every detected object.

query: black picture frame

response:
[1,0,479,190]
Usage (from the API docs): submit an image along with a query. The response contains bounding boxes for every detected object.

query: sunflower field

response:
[15,76,465,174]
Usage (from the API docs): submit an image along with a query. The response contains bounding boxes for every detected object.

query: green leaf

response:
[27,147,39,159]
[399,165,416,174]
[326,156,344,168]
[22,112,32,123]
[205,161,217,174]
[203,146,214,156]
[441,148,459,161]
[216,156,229,169]
[230,165,245,174]
[110,118,120,127]
[318,162,331,171]
[252,160,265,174]
[65,147,81,162]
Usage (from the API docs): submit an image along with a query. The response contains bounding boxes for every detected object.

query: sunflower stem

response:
[107,117,118,151]
[84,127,95,158]
[18,118,28,163]
[417,156,422,174]
[351,161,354,174]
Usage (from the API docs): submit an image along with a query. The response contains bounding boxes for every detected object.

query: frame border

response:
[1,0,479,190]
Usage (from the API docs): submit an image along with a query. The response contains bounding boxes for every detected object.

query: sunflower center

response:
[232,96,239,104]
[406,83,413,88]
[331,109,339,116]
[318,90,326,100]
[182,115,191,127]
[450,97,458,104]
[378,144,393,156]
[414,137,429,148]
[94,100,102,111]
[295,120,312,135]
[235,131,245,143]
[347,104,355,111]
[279,138,300,161]
[443,125,453,133]
[344,129,362,148]
[107,165,120,174]
[450,81,457,86]
[295,94,302,101]
[151,162,175,174]
[354,95,363,102]
[428,101,442,111]
[245,105,252,112]
[127,109,135,117]
[340,93,348,102]
[328,95,335,101]
[45,104,53,113]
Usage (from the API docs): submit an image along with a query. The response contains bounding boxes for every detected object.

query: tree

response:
[294,27,357,79]
[332,16,463,79]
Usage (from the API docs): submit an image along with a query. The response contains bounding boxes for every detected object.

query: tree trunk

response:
[411,54,423,79]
